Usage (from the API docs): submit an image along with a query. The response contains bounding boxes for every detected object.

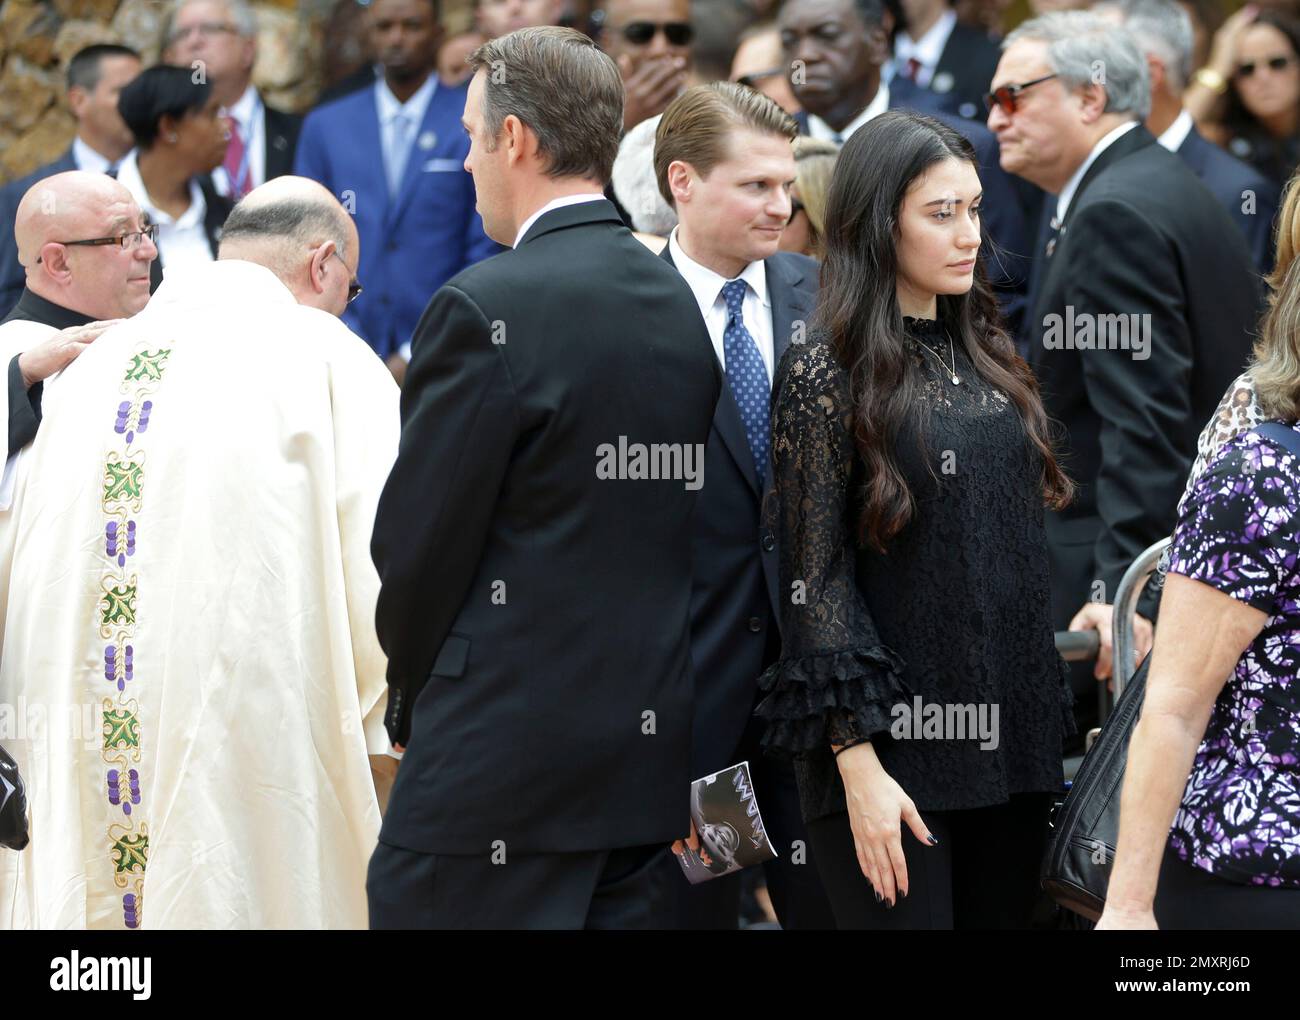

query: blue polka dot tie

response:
[721,279,770,484]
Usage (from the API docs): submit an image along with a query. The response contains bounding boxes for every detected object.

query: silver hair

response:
[162,0,259,46]
[1095,0,1194,92]
[1004,10,1151,121]
[611,114,678,237]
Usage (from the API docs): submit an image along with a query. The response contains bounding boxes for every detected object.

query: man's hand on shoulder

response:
[18,319,121,389]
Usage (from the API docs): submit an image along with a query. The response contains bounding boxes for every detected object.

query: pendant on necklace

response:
[952,374,961,385]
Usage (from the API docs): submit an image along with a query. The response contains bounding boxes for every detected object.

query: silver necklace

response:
[911,331,961,386]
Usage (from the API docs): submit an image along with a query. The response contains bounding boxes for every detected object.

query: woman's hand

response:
[1095,903,1159,930]
[1068,602,1153,689]
[835,741,937,906]
[1207,4,1259,79]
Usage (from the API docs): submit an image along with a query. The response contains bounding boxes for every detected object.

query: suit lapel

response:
[387,89,447,227]
[1059,124,1154,233]
[766,255,813,370]
[659,244,762,495]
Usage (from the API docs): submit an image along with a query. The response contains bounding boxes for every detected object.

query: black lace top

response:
[755,318,1075,823]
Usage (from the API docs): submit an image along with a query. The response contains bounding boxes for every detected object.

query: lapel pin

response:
[932,72,955,94]
[418,130,437,151]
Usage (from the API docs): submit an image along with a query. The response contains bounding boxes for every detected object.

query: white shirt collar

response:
[895,9,957,71]
[1156,109,1195,154]
[807,82,890,144]
[225,83,261,133]
[72,135,116,175]
[1056,120,1140,224]
[513,194,606,248]
[667,226,770,319]
[375,73,437,127]
[115,150,206,229]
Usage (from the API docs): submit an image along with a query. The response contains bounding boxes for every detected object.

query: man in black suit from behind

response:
[989,12,1260,717]
[652,82,835,929]
[367,26,721,929]
[1097,0,1280,274]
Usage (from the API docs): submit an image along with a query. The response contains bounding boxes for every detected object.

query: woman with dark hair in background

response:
[756,110,1075,929]
[116,65,232,286]
[1191,6,1300,188]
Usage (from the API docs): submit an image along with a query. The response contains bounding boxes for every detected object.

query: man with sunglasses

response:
[0,176,400,929]
[988,13,1260,740]
[596,0,694,132]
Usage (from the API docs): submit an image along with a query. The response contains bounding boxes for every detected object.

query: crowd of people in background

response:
[0,0,1298,931]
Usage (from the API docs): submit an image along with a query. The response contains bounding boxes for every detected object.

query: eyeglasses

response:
[35,224,158,264]
[620,21,694,46]
[331,249,363,304]
[1238,55,1296,78]
[787,197,805,225]
[983,73,1059,116]
[168,21,239,45]
[736,67,784,89]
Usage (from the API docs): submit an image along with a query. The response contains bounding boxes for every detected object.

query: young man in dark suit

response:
[892,0,1001,121]
[653,82,836,929]
[367,26,720,930]
[990,12,1260,722]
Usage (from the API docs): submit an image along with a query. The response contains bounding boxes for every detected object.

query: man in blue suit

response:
[295,0,500,372]
[1099,0,1279,273]
[778,0,1032,335]
[0,44,141,317]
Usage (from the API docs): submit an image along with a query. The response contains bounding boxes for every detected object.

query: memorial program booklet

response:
[676,760,778,884]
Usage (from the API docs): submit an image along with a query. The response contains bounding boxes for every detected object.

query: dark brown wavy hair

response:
[817,111,1073,552]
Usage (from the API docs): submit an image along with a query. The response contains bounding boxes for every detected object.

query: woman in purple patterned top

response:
[1098,178,1300,930]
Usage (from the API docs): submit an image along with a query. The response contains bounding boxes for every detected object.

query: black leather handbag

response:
[1041,655,1149,921]
[1,741,29,851]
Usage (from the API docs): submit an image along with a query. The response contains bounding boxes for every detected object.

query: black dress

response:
[755,317,1074,823]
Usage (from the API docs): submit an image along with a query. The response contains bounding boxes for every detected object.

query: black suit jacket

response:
[372,199,721,855]
[263,104,302,182]
[147,175,233,293]
[927,21,1002,122]
[1177,125,1280,275]
[0,147,78,318]
[659,245,818,777]
[1028,125,1261,619]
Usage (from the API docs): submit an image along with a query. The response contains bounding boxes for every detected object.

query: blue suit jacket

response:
[0,147,78,318]
[796,96,1031,335]
[1177,125,1279,274]
[294,79,502,358]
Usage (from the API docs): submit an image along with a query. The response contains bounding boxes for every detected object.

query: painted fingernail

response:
[927,834,939,845]
[886,898,894,909]
[875,889,882,903]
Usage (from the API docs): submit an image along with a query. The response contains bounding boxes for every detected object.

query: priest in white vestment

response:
[0,177,397,929]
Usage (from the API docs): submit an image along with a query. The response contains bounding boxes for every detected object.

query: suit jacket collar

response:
[516,198,625,246]
[1,287,95,329]
[1058,123,1154,231]
[381,76,449,225]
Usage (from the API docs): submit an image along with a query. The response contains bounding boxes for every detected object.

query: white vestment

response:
[0,260,398,929]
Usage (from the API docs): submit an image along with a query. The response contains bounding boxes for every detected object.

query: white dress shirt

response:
[1156,109,1195,154]
[1056,120,1140,224]
[375,73,438,199]
[214,83,265,197]
[668,227,774,380]
[512,193,606,248]
[115,150,213,274]
[807,83,891,145]
[892,9,957,89]
[72,135,118,175]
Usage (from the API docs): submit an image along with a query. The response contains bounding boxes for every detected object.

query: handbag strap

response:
[1250,421,1300,461]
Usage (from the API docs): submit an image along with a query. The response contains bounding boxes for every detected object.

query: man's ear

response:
[1079,80,1109,122]
[38,243,72,280]
[667,160,694,205]
[158,112,180,143]
[1147,54,1166,94]
[67,85,89,120]
[309,241,333,295]
[502,113,533,166]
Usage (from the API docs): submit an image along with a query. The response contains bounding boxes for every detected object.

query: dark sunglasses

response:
[983,73,1059,116]
[1238,55,1296,78]
[331,249,362,304]
[36,224,158,264]
[787,197,805,225]
[621,21,694,46]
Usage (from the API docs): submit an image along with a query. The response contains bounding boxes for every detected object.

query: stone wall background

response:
[0,0,475,182]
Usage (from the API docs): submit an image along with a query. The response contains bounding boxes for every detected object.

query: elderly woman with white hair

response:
[611,113,678,251]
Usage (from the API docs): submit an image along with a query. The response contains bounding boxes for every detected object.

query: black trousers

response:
[367,839,670,929]
[658,717,837,930]
[1154,846,1300,930]
[806,792,1053,929]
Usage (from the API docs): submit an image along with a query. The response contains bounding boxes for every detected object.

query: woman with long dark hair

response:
[756,110,1075,929]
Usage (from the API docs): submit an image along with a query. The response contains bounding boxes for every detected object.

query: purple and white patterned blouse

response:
[1166,423,1300,887]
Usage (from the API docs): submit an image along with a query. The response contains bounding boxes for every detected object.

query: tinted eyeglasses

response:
[787,197,805,225]
[621,21,694,46]
[1238,55,1296,78]
[35,224,158,264]
[983,73,1059,116]
[331,249,362,304]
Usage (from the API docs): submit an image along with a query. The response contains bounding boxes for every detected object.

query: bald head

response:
[218,176,361,317]
[15,171,155,320]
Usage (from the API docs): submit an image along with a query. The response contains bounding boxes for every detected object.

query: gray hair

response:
[218,197,351,262]
[1095,0,1194,92]
[162,0,258,48]
[611,114,678,236]
[1004,10,1151,121]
